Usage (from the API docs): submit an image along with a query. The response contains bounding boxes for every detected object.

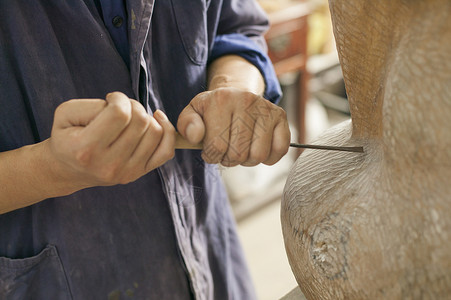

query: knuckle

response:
[130,99,142,107]
[278,107,287,119]
[53,101,72,121]
[134,110,151,128]
[188,93,207,113]
[110,103,131,123]
[242,93,256,107]
[54,101,68,115]
[214,88,233,105]
[108,91,122,98]
[130,100,146,114]
[149,121,163,135]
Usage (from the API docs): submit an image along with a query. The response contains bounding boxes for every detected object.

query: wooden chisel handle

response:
[175,132,203,150]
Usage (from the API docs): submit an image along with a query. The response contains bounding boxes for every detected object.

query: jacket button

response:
[112,16,124,28]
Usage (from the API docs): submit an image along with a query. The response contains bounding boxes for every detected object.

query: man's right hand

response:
[49,92,176,190]
[0,91,175,214]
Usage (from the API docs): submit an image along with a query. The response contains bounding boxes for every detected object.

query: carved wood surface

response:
[282,0,451,298]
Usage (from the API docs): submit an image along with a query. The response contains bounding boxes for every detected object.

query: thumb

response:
[53,99,107,129]
[177,103,205,145]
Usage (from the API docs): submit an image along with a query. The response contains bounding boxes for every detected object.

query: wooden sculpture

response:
[282,0,451,298]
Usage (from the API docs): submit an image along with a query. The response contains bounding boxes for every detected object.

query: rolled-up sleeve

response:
[208,0,282,103]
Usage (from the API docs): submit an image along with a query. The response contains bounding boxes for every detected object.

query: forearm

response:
[0,140,78,214]
[207,55,265,95]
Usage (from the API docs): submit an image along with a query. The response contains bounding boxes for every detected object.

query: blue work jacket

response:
[0,1,281,299]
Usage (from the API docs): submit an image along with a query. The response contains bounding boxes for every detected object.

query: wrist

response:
[28,140,84,198]
[207,55,265,96]
[207,74,260,95]
[0,140,83,214]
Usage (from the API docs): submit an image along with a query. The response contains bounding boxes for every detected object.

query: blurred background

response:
[222,0,351,299]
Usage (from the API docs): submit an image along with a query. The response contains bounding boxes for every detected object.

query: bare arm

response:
[207,55,265,95]
[0,141,71,214]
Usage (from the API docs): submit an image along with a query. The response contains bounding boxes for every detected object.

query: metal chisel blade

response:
[175,133,364,153]
[289,143,364,153]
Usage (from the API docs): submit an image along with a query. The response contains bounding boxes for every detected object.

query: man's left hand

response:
[177,87,290,167]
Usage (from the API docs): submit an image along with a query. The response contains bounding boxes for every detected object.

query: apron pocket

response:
[171,0,208,65]
[0,244,72,300]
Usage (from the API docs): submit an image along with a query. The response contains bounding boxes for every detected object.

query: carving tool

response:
[175,133,364,153]
[288,143,363,153]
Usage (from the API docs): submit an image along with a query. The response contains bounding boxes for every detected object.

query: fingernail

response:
[154,109,168,121]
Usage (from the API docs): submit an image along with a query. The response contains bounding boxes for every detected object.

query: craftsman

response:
[0,1,290,299]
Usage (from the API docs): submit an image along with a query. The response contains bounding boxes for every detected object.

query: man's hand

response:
[0,92,176,214]
[177,87,290,167]
[49,92,175,188]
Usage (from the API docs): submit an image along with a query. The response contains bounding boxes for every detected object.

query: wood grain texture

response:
[282,0,451,299]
